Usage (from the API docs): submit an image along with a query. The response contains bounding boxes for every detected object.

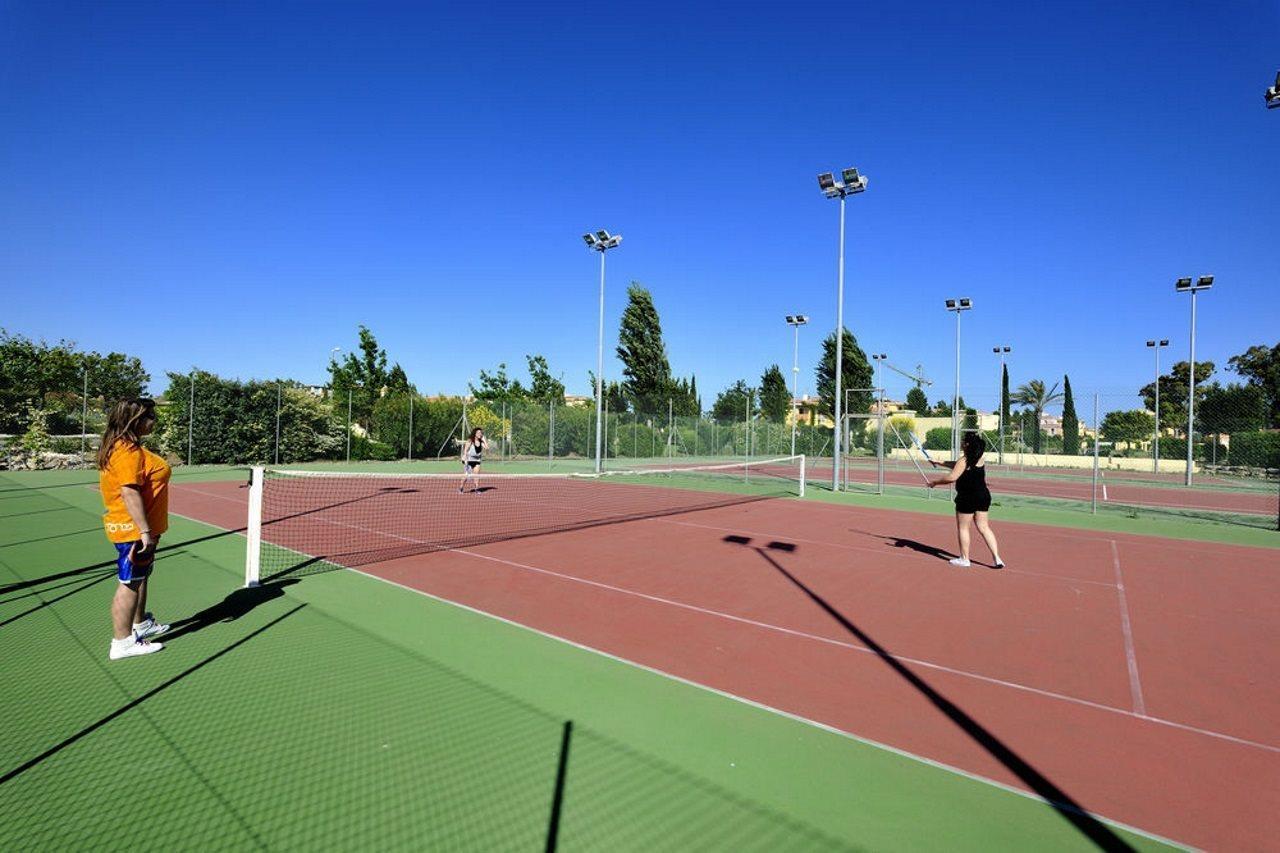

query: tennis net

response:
[243,456,806,586]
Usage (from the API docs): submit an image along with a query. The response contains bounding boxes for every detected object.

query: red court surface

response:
[173,479,1280,850]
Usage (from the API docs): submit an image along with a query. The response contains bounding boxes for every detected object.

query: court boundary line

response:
[1111,540,1147,715]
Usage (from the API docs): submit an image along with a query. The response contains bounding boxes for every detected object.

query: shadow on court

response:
[726,534,1135,852]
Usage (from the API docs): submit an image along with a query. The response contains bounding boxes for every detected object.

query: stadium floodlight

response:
[945,297,973,457]
[1267,71,1280,109]
[785,314,810,455]
[816,164,870,489]
[585,229,624,473]
[1146,338,1170,473]
[1175,274,1214,485]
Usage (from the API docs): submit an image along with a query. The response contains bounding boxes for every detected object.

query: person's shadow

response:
[886,537,955,561]
[162,579,299,643]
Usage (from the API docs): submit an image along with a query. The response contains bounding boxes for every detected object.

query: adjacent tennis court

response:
[6,458,1273,849]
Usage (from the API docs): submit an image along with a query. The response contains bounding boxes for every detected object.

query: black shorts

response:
[464,461,481,472]
[954,489,992,514]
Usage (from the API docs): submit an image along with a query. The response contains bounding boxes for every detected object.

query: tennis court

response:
[5,460,1275,850]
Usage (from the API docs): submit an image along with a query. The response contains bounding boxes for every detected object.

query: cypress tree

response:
[1001,364,1011,450]
[616,282,672,415]
[1061,375,1079,455]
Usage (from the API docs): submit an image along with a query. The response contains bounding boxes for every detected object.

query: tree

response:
[931,399,952,417]
[471,363,526,403]
[616,282,673,414]
[1197,383,1266,437]
[815,329,872,418]
[328,326,409,428]
[1100,410,1155,448]
[587,371,629,414]
[1139,361,1214,434]
[1012,380,1063,453]
[1060,375,1079,455]
[525,355,565,404]
[1227,343,1280,428]
[905,386,929,415]
[759,365,791,423]
[712,380,757,422]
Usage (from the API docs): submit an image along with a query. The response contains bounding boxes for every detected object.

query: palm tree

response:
[1012,379,1064,453]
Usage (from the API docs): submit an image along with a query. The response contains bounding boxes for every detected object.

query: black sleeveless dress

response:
[954,464,991,514]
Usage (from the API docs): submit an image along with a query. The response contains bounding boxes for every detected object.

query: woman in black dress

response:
[928,433,1004,569]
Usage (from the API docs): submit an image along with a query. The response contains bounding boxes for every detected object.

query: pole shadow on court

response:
[725,534,1133,851]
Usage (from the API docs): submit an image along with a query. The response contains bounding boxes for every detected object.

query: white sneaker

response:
[110,637,164,660]
[994,560,1006,569]
[133,614,170,640]
[949,558,971,568]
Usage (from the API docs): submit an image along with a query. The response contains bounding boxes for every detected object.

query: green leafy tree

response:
[1060,375,1079,455]
[1227,343,1280,428]
[931,399,953,417]
[587,371,629,414]
[1139,361,1214,434]
[328,326,410,428]
[712,380,758,422]
[616,282,673,415]
[472,363,527,403]
[759,365,791,423]
[525,355,565,404]
[1012,380,1063,453]
[1197,383,1266,437]
[815,329,872,418]
[905,386,929,414]
[1101,410,1155,448]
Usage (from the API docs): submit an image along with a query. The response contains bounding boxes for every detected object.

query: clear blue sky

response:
[2,1,1276,410]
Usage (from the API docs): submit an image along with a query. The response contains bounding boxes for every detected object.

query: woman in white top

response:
[459,427,488,493]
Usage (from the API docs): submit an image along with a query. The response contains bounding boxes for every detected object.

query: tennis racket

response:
[906,429,936,463]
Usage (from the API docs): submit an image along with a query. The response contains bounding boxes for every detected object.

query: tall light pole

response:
[583,230,622,474]
[945,298,973,457]
[870,353,887,395]
[818,166,868,491]
[785,315,809,456]
[1146,339,1169,473]
[1175,276,1213,485]
[992,346,1010,464]
[1266,71,1279,109]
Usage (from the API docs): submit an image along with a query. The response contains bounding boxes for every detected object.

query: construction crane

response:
[883,361,932,387]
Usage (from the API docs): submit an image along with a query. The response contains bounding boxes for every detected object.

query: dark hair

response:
[469,427,483,442]
[98,398,157,469]
[961,432,985,467]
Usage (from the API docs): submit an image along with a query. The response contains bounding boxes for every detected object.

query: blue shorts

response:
[115,542,153,584]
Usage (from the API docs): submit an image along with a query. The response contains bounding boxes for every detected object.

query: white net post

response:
[799,454,806,497]
[244,466,264,587]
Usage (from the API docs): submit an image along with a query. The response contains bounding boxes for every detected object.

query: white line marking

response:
[1111,540,1147,716]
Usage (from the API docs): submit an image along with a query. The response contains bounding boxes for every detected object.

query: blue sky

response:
[2,1,1276,409]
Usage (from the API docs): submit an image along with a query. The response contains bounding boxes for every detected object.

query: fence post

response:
[1092,393,1100,514]
[188,370,195,467]
[548,400,554,468]
[408,394,414,461]
[274,383,282,464]
[346,388,352,462]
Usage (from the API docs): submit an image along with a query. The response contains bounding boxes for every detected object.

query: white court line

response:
[1111,540,1147,716]
[169,479,1280,754]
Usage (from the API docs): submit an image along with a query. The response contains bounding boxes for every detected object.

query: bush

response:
[1228,431,1280,468]
[924,427,952,450]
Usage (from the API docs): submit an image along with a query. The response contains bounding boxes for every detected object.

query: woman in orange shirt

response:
[98,398,172,660]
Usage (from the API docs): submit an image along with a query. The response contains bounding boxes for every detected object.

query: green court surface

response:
[1,469,1182,850]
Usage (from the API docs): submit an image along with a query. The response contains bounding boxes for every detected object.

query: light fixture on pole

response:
[1174,276,1212,485]
[817,166,868,491]
[1145,339,1169,473]
[945,298,973,457]
[1266,71,1279,109]
[992,346,1010,464]
[584,229,623,474]
[785,315,809,456]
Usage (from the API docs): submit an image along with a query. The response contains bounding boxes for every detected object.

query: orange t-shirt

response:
[100,441,171,543]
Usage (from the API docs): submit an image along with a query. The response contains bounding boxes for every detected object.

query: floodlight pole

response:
[1147,340,1167,473]
[586,231,621,474]
[80,366,88,456]
[791,323,800,456]
[1177,277,1212,486]
[831,195,846,490]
